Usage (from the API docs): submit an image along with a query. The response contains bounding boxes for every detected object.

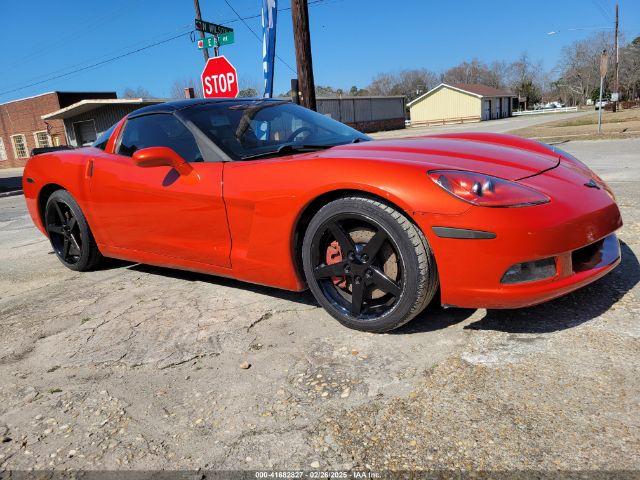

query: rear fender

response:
[23,149,96,237]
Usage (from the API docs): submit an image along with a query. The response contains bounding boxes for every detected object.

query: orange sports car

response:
[23,99,622,332]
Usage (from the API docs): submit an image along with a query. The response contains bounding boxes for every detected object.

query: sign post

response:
[598,50,608,134]
[201,55,239,98]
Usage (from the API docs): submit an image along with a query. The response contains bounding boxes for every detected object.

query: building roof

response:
[451,83,515,97]
[42,98,166,120]
[1,91,117,107]
[407,83,516,107]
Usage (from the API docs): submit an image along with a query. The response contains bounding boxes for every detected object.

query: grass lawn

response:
[510,108,640,143]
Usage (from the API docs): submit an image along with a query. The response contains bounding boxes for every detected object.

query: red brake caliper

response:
[326,240,347,288]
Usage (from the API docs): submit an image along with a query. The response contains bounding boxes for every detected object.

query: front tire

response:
[45,190,102,271]
[302,196,438,332]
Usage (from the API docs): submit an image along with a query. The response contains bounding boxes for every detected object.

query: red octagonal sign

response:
[201,55,239,98]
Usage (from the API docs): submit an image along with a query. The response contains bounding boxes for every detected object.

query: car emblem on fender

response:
[584,179,601,189]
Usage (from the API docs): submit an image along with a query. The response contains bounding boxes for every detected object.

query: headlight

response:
[428,170,550,207]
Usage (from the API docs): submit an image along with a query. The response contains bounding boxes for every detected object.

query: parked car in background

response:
[595,100,609,110]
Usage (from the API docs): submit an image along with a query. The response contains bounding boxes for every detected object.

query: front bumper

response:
[414,188,623,309]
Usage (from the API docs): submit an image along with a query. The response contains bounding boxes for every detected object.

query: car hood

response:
[318,137,560,181]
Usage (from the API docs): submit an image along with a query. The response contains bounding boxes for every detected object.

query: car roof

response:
[128,97,287,118]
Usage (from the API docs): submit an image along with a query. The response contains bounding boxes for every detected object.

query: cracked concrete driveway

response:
[1,138,639,472]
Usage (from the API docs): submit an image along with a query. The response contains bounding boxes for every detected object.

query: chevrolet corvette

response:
[23,98,623,332]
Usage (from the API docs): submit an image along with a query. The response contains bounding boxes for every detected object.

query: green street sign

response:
[217,31,234,46]
[197,32,235,50]
[197,36,216,49]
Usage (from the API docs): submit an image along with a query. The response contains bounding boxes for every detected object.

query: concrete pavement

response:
[0,137,638,471]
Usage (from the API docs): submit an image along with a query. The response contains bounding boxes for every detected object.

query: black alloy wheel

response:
[46,199,82,265]
[45,190,102,271]
[303,197,438,332]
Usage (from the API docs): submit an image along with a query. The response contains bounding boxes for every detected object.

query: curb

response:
[0,190,23,198]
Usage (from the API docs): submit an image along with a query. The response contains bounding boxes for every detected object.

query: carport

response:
[42,98,165,146]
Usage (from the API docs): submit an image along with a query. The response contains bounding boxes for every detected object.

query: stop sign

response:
[201,55,239,98]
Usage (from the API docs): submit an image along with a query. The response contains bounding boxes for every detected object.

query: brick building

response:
[0,91,116,169]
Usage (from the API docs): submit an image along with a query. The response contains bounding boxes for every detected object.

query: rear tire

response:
[45,190,102,272]
[302,196,438,332]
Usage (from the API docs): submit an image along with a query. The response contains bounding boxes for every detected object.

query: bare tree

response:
[170,78,203,99]
[554,32,614,105]
[367,69,438,101]
[395,69,439,100]
[367,73,397,96]
[239,77,262,97]
[507,52,543,108]
[122,86,152,98]
[619,37,640,100]
[442,59,503,87]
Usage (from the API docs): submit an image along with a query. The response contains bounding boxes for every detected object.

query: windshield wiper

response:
[241,143,334,160]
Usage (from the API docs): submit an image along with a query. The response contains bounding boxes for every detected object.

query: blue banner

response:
[262,0,277,98]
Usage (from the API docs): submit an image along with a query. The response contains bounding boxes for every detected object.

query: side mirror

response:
[132,147,193,175]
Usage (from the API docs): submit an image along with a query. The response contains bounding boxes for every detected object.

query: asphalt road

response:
[0,138,638,471]
[371,110,591,139]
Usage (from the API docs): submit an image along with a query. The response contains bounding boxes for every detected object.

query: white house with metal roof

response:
[407,83,516,126]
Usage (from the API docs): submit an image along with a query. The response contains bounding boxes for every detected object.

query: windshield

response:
[181,100,370,160]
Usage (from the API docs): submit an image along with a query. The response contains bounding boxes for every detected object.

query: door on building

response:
[73,120,97,146]
[88,112,231,267]
[483,100,492,120]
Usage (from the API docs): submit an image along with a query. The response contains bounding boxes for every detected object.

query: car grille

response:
[572,234,620,273]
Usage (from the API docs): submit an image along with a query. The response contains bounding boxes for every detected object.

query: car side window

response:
[93,123,117,150]
[118,114,203,162]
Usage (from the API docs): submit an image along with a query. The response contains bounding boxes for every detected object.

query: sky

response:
[1,0,639,103]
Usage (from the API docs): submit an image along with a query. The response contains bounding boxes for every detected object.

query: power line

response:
[0,0,339,98]
[591,0,612,21]
[0,30,191,97]
[5,0,146,69]
[222,0,296,74]
[218,0,332,25]
[1,23,192,92]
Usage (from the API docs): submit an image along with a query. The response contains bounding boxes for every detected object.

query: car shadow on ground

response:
[464,241,639,334]
[98,242,637,333]
[126,263,318,307]
[394,305,477,334]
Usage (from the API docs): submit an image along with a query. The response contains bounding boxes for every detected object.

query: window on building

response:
[0,138,7,161]
[34,131,51,148]
[11,134,28,158]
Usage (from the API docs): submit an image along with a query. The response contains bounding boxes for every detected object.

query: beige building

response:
[407,83,516,126]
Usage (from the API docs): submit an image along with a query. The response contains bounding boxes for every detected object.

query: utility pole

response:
[291,0,316,110]
[613,2,619,112]
[194,0,209,62]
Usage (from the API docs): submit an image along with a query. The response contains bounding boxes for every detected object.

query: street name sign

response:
[195,19,233,36]
[197,32,235,49]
